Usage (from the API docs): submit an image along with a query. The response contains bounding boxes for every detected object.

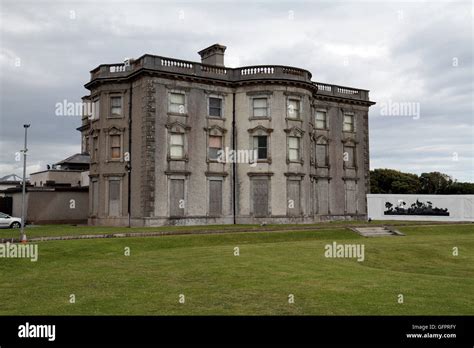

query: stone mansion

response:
[78,44,375,226]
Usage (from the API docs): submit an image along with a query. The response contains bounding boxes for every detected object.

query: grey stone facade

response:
[79,44,375,226]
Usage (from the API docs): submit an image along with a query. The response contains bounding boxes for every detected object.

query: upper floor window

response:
[209,97,223,117]
[110,134,121,160]
[315,110,327,129]
[343,113,355,132]
[169,92,186,114]
[92,136,99,162]
[252,98,268,117]
[170,133,185,159]
[315,137,329,167]
[343,145,356,168]
[253,135,268,159]
[92,99,100,120]
[288,136,300,161]
[110,96,122,117]
[208,135,223,160]
[287,99,300,119]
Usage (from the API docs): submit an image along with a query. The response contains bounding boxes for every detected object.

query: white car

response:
[0,212,22,229]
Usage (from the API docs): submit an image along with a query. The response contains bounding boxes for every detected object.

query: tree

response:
[370,169,420,194]
[419,172,452,194]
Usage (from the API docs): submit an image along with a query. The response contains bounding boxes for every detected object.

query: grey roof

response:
[0,174,22,182]
[55,153,90,165]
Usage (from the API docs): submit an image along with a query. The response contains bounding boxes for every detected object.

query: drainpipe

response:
[232,92,237,225]
[127,82,133,228]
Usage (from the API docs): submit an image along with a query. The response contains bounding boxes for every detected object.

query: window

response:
[92,136,99,162]
[108,179,121,217]
[169,92,186,114]
[252,178,269,217]
[170,179,185,217]
[208,135,222,160]
[170,134,184,159]
[287,180,301,216]
[252,98,268,117]
[208,180,223,216]
[209,97,222,117]
[343,114,355,132]
[253,136,268,159]
[316,139,329,167]
[110,134,121,159]
[288,136,300,161]
[91,179,99,215]
[343,145,355,167]
[287,99,300,119]
[110,96,122,117]
[315,111,327,129]
[92,99,100,120]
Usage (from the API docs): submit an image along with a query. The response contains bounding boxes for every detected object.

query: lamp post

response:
[20,124,30,243]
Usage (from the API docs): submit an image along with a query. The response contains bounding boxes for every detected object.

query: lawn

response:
[0,223,472,315]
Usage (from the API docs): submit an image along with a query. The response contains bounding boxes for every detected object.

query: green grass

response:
[0,220,447,239]
[0,223,472,315]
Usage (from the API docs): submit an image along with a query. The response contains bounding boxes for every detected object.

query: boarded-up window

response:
[252,179,269,217]
[92,180,99,215]
[343,146,355,167]
[317,179,329,215]
[209,180,223,216]
[110,134,121,159]
[253,98,268,117]
[209,97,222,117]
[208,135,222,160]
[287,180,301,216]
[170,179,185,217]
[93,136,99,162]
[108,179,120,216]
[316,143,328,167]
[288,137,300,161]
[345,180,357,214]
[169,93,185,114]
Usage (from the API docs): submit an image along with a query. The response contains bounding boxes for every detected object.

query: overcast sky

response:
[0,0,472,181]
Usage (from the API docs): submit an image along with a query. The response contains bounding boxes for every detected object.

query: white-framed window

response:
[208,135,223,160]
[170,133,185,159]
[252,97,268,117]
[110,96,122,117]
[288,136,300,161]
[315,110,327,129]
[343,113,355,132]
[169,92,186,114]
[209,97,223,117]
[92,99,100,120]
[287,98,300,119]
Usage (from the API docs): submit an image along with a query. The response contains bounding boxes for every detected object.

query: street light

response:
[20,124,30,243]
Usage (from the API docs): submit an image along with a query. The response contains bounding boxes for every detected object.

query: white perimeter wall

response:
[367,194,474,222]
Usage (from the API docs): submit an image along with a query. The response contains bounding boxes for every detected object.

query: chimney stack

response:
[198,44,227,67]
